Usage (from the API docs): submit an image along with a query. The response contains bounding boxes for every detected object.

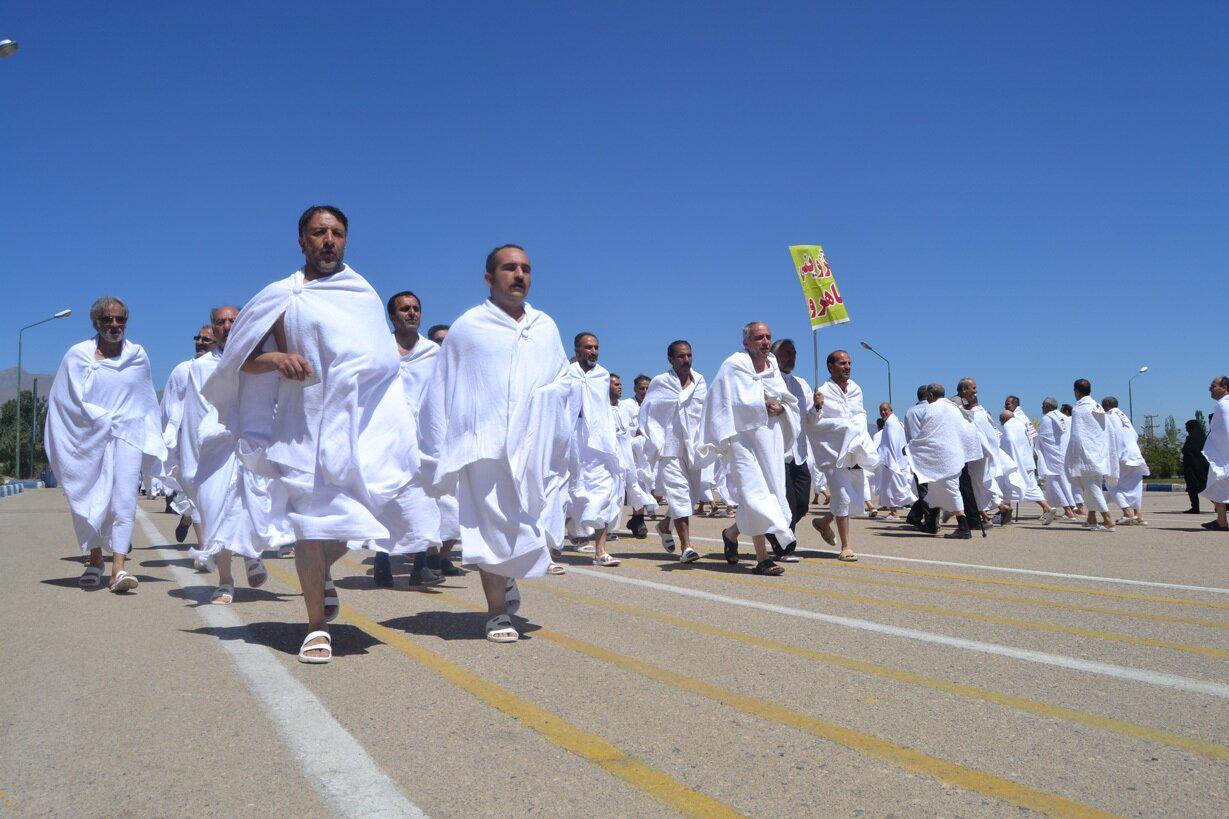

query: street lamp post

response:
[859,341,892,406]
[16,309,72,479]
[1128,365,1148,429]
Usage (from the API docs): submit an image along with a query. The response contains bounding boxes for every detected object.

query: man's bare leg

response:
[1215,502,1228,528]
[835,516,854,558]
[672,515,691,552]
[213,548,235,603]
[110,551,127,584]
[295,539,345,659]
[751,534,770,562]
[480,568,508,616]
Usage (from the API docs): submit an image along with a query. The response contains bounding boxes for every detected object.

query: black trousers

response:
[1187,488,1201,512]
[959,465,982,529]
[785,460,812,531]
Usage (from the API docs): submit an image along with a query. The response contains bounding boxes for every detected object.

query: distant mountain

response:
[0,367,56,404]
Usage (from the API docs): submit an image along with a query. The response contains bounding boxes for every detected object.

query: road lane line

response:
[134,510,426,819]
[264,559,742,819]
[612,555,1229,660]
[565,567,1229,699]
[779,564,1229,630]
[685,536,1229,606]
[538,584,1229,761]
[421,590,1117,819]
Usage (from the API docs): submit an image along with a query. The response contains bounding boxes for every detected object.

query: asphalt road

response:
[1,488,1225,817]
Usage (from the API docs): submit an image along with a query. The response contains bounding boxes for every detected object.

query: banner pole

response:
[812,328,820,388]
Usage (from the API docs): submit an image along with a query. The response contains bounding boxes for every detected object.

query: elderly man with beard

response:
[205,206,430,662]
[705,322,798,575]
[46,296,167,592]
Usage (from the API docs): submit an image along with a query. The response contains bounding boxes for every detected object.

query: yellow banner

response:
[789,244,849,329]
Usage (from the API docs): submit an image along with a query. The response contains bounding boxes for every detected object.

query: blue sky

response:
[4,2,1226,429]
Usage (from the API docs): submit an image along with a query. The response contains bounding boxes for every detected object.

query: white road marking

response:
[136,509,426,818]
[567,566,1229,699]
[687,535,1229,594]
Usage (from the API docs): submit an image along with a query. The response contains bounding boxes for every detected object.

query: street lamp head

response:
[53,308,72,318]
[1138,366,1148,374]
[0,39,18,58]
[860,341,872,351]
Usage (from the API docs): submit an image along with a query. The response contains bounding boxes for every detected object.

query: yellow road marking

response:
[423,589,1118,818]
[784,563,1229,631]
[264,562,741,819]
[614,556,1229,660]
[538,584,1229,761]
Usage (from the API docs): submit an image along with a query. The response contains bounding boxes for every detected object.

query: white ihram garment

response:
[806,378,879,518]
[618,397,656,510]
[999,415,1044,503]
[204,265,424,550]
[388,336,444,552]
[615,400,656,511]
[905,400,969,515]
[1105,407,1149,509]
[874,413,916,508]
[157,358,197,518]
[45,338,167,555]
[640,370,713,519]
[561,363,623,538]
[967,404,1023,511]
[1064,396,1115,514]
[179,350,293,560]
[702,352,798,543]
[1202,396,1229,504]
[1037,410,1076,509]
[418,300,567,578]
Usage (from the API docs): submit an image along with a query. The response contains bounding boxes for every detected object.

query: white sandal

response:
[594,553,620,567]
[658,527,677,553]
[680,547,700,563]
[298,630,332,664]
[211,583,235,604]
[324,575,339,623]
[485,615,519,643]
[505,579,521,616]
[109,570,138,593]
[79,565,104,588]
[245,558,267,588]
[546,562,566,576]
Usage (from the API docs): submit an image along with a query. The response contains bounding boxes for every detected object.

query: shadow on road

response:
[183,620,381,657]
[381,610,542,642]
[167,585,297,607]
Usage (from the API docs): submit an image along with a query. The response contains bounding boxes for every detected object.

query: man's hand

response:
[275,353,313,381]
[812,389,825,412]
[766,399,785,417]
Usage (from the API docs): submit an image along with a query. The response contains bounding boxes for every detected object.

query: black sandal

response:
[722,528,739,564]
[1201,520,1229,531]
[752,559,784,576]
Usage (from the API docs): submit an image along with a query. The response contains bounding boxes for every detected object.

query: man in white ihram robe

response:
[703,322,798,575]
[998,410,1057,523]
[806,349,879,561]
[956,378,1020,526]
[418,244,568,643]
[639,341,712,561]
[618,376,657,536]
[179,306,291,604]
[1036,397,1078,520]
[204,206,426,663]
[612,375,656,539]
[1063,379,1117,531]
[1102,397,1150,526]
[45,296,167,593]
[904,387,973,537]
[874,403,916,515]
[157,325,213,554]
[1200,377,1229,531]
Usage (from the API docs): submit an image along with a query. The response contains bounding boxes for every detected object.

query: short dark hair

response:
[916,384,928,400]
[634,374,651,387]
[485,244,526,274]
[385,290,420,317]
[426,324,449,342]
[574,331,597,348]
[1101,396,1119,410]
[298,205,348,237]
[1215,376,1229,390]
[609,372,621,381]
[927,383,946,399]
[825,349,849,366]
[1005,395,1020,409]
[1074,378,1091,397]
[771,338,795,352]
[667,339,691,358]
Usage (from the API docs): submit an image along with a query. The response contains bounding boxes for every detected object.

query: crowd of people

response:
[41,204,1229,663]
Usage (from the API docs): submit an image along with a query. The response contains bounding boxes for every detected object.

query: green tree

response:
[0,390,49,480]
[1141,415,1182,479]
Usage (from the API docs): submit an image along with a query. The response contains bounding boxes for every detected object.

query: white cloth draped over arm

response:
[904,400,968,484]
[1064,396,1115,482]
[804,378,879,472]
[701,352,798,453]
